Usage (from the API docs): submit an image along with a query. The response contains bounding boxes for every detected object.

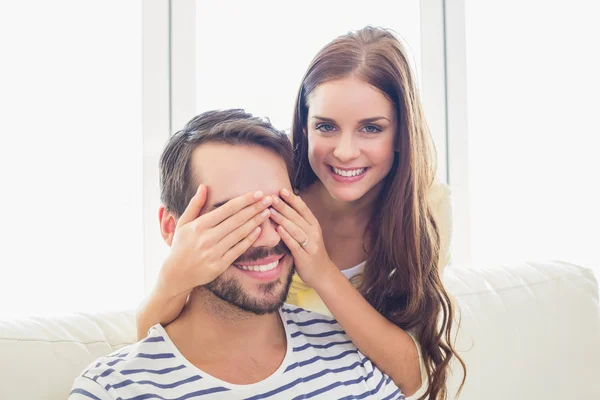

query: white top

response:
[340,261,366,280]
[69,305,405,400]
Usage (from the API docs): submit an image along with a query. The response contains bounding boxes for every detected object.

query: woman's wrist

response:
[156,258,190,299]
[311,261,344,293]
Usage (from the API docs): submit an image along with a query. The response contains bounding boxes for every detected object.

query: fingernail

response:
[253,191,263,199]
[253,227,261,235]
[273,196,280,205]
[261,209,270,217]
[263,196,272,205]
[270,208,279,216]
[281,188,290,197]
[196,185,203,194]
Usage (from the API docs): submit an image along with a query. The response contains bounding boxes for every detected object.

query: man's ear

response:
[158,205,177,246]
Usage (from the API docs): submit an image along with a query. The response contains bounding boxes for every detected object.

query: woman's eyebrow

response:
[311,115,391,123]
[358,116,391,123]
[311,116,336,122]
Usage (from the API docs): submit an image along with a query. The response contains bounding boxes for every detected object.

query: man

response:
[69,110,404,399]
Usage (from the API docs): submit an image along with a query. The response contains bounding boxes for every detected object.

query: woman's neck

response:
[303,180,380,230]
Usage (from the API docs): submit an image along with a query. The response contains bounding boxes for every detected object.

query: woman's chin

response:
[325,185,367,203]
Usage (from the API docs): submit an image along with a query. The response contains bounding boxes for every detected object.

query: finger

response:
[277,225,305,255]
[210,195,273,240]
[271,194,311,232]
[269,208,307,245]
[222,226,262,266]
[280,188,319,226]
[177,184,208,228]
[200,190,265,228]
[215,208,271,253]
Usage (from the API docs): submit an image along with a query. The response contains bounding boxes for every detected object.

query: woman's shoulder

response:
[286,274,332,316]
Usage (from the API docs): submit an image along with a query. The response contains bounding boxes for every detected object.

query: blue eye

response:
[316,123,336,132]
[363,125,381,133]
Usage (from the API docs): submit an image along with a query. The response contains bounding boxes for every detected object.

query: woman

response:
[137,26,465,399]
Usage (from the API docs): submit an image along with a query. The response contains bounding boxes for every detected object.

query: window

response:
[195,1,423,132]
[464,0,600,273]
[0,1,144,316]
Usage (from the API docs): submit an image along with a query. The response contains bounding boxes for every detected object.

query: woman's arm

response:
[271,189,422,395]
[135,279,189,340]
[314,268,422,395]
[135,186,273,340]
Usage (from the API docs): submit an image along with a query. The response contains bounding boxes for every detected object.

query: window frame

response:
[148,0,471,290]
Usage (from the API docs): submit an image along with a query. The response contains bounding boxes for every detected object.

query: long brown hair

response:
[291,27,466,399]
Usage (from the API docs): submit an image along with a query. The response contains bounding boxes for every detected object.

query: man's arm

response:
[69,376,113,400]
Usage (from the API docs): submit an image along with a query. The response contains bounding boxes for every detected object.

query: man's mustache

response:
[233,241,291,264]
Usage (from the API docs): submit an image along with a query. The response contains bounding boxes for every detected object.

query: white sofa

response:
[1,261,599,399]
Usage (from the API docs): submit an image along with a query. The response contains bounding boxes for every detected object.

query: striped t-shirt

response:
[69,305,405,399]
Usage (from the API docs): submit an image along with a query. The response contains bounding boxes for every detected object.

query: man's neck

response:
[164,287,287,383]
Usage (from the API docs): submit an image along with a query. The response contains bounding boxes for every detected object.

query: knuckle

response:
[232,214,246,227]
[204,248,217,261]
[312,231,322,242]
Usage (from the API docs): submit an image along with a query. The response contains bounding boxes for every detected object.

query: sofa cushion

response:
[446,261,600,399]
[0,261,598,400]
[0,310,135,399]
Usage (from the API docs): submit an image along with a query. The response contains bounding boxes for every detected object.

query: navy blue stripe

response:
[112,374,201,390]
[338,371,389,400]
[142,336,165,343]
[70,388,103,400]
[136,353,176,360]
[286,318,338,327]
[293,340,353,352]
[107,358,127,367]
[339,371,396,400]
[91,368,115,381]
[125,386,230,400]
[281,307,307,314]
[244,358,370,400]
[291,370,375,400]
[371,373,387,394]
[121,365,186,375]
[284,349,358,373]
[290,329,346,338]
[110,351,130,359]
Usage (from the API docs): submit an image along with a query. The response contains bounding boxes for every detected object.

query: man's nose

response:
[251,217,281,249]
[332,134,360,163]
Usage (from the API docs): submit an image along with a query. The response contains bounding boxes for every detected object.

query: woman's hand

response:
[269,188,338,288]
[158,185,273,298]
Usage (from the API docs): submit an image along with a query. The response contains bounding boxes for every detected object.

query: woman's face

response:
[306,77,397,203]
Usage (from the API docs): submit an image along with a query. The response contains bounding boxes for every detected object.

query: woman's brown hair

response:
[291,26,466,399]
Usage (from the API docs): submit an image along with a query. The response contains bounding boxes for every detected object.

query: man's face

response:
[191,143,294,315]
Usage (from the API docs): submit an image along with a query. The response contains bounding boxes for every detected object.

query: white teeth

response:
[236,260,279,272]
[332,167,366,177]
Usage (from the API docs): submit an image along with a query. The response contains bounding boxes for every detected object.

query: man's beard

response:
[204,242,294,315]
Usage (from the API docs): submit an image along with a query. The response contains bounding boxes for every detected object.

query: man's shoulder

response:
[281,303,340,326]
[76,325,176,381]
[281,304,350,344]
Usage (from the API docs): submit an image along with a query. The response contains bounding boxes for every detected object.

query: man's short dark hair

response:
[160,109,294,216]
